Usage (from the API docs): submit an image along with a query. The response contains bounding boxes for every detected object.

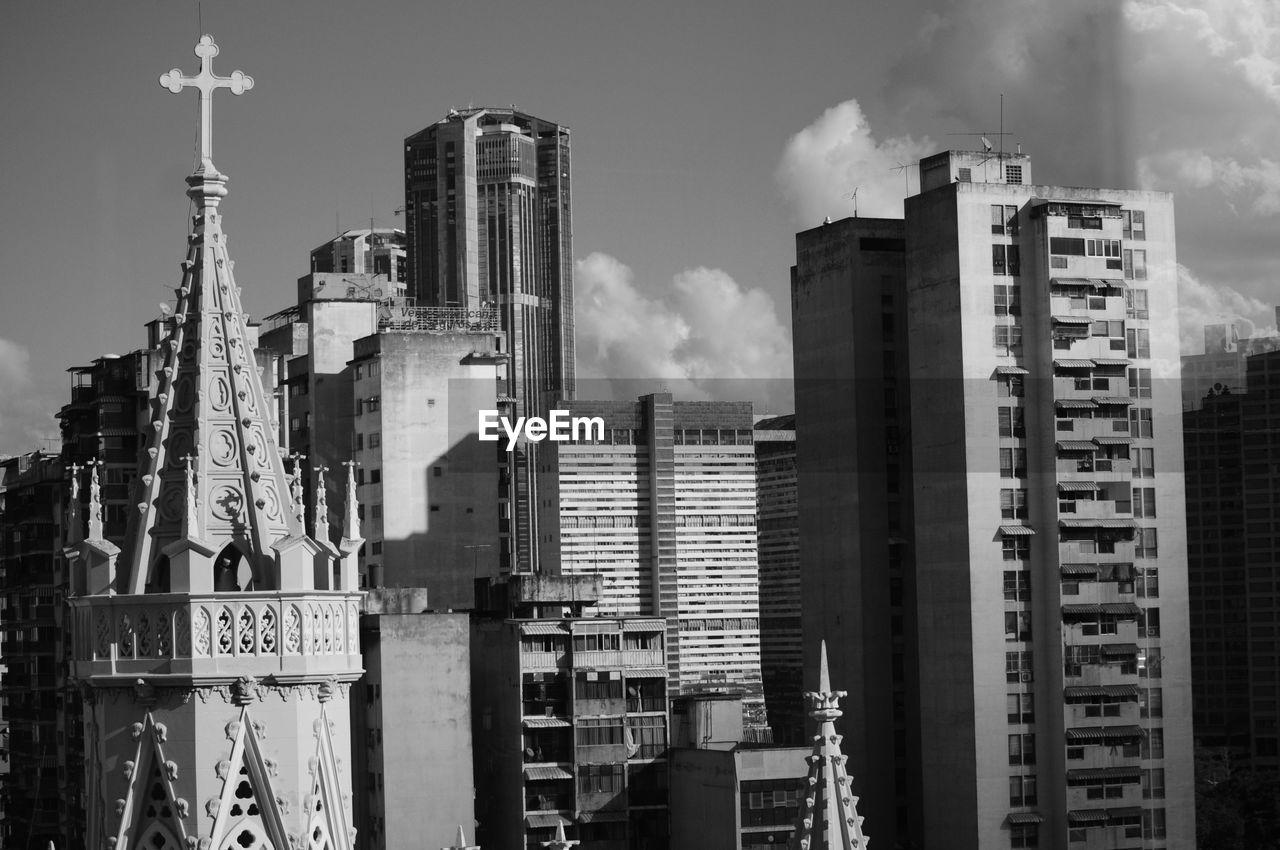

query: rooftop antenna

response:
[846,187,859,217]
[890,162,913,195]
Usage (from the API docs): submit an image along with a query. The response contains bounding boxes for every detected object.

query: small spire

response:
[86,459,104,542]
[819,639,831,694]
[313,465,330,544]
[442,824,479,850]
[66,461,84,544]
[288,451,307,527]
[541,823,578,849]
[341,460,360,542]
[179,453,200,539]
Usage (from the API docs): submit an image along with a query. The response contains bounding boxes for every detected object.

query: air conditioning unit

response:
[1020,672,1033,683]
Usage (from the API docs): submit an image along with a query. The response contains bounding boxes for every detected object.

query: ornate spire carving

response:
[314,465,331,544]
[791,641,870,850]
[541,823,578,849]
[86,459,104,542]
[288,451,307,527]
[66,461,84,545]
[443,825,480,850]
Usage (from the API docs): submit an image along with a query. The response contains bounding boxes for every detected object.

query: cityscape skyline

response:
[3,1,1279,458]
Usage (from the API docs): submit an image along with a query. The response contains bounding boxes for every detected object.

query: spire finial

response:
[313,465,331,544]
[442,824,479,850]
[341,460,360,541]
[66,461,85,544]
[86,459,104,542]
[819,639,831,694]
[159,35,254,168]
[288,451,307,527]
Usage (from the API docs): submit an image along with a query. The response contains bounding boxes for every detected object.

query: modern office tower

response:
[791,216,914,847]
[1184,383,1248,758]
[258,274,507,605]
[310,227,408,289]
[404,107,575,571]
[668,692,809,850]
[67,37,364,850]
[537,394,767,726]
[753,415,803,745]
[1186,349,1280,768]
[351,588,474,850]
[1180,314,1280,411]
[470,574,670,850]
[794,150,1195,849]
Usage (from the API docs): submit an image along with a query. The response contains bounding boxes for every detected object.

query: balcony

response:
[69,590,363,680]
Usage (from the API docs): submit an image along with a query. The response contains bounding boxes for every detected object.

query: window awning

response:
[1059,518,1139,529]
[1066,725,1144,742]
[1100,643,1140,657]
[1054,358,1096,369]
[1092,436,1132,445]
[1064,684,1139,698]
[1088,278,1125,289]
[520,622,568,635]
[1067,809,1110,825]
[1101,603,1142,616]
[1063,603,1104,615]
[623,667,668,678]
[524,765,573,780]
[1051,277,1095,287]
[522,717,571,728]
[1108,807,1145,820]
[1093,396,1134,406]
[1058,481,1100,493]
[1061,563,1101,577]
[999,525,1037,536]
[1092,358,1132,367]
[622,620,665,632]
[1006,812,1045,824]
[576,810,628,824]
[1052,315,1094,325]
[1057,440,1097,451]
[995,365,1030,375]
[1068,766,1143,781]
[1056,399,1099,409]
[525,814,573,829]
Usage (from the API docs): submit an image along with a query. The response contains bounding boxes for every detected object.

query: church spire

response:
[791,641,870,850]
[120,35,323,594]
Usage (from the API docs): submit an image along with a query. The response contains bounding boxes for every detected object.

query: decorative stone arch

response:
[136,821,184,850]
[215,542,257,591]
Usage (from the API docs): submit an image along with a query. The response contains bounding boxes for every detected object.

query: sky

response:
[1,0,1278,457]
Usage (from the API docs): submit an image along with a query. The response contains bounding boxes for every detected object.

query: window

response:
[1005,611,1032,642]
[1136,528,1159,559]
[1133,447,1155,478]
[958,167,972,182]
[368,432,381,448]
[1001,489,1029,520]
[1139,607,1161,639]
[365,396,381,413]
[369,469,381,485]
[354,433,364,451]
[992,244,1020,275]
[1140,687,1163,718]
[574,633,621,652]
[1143,808,1167,840]
[1136,567,1160,599]
[1005,164,1023,184]
[1129,408,1154,438]
[993,244,1007,275]
[999,407,1026,438]
[1008,692,1035,724]
[371,504,383,519]
[1123,209,1146,240]
[577,764,624,794]
[1009,775,1036,806]
[1126,288,1149,319]
[1010,824,1038,849]
[1128,368,1152,398]
[1004,572,1032,602]
[1124,249,1148,280]
[1133,487,1156,518]
[1086,238,1122,259]
[1000,448,1028,478]
[432,466,442,477]
[999,375,1025,398]
[995,324,1023,349]
[1127,328,1151,359]
[1050,237,1086,256]
[1141,728,1164,759]
[994,285,1022,316]
[1003,536,1031,561]
[1006,650,1033,681]
[1009,733,1036,766]
[574,675,623,701]
[992,204,1019,235]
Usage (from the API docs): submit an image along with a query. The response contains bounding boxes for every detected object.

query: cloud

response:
[775,99,934,226]
[1177,263,1277,354]
[0,337,59,458]
[574,252,793,409]
[1139,150,1280,214]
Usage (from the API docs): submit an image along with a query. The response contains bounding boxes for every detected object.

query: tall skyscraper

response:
[67,36,363,850]
[404,108,575,571]
[537,394,767,727]
[794,151,1194,848]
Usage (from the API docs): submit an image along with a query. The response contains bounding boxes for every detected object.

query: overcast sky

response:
[1,0,1276,456]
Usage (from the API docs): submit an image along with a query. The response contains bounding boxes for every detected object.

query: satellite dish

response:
[982,136,994,152]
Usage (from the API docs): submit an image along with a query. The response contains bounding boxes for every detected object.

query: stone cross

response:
[160,35,254,164]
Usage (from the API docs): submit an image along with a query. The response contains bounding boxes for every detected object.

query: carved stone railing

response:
[69,591,362,679]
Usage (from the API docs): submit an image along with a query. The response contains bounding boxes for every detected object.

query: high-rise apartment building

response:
[793,151,1194,849]
[1180,315,1280,411]
[537,394,767,726]
[1185,349,1280,768]
[310,227,408,288]
[404,108,575,571]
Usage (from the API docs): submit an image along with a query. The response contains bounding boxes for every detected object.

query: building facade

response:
[310,227,408,289]
[537,394,767,726]
[404,107,575,571]
[471,575,669,850]
[793,151,1194,848]
[1180,315,1280,412]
